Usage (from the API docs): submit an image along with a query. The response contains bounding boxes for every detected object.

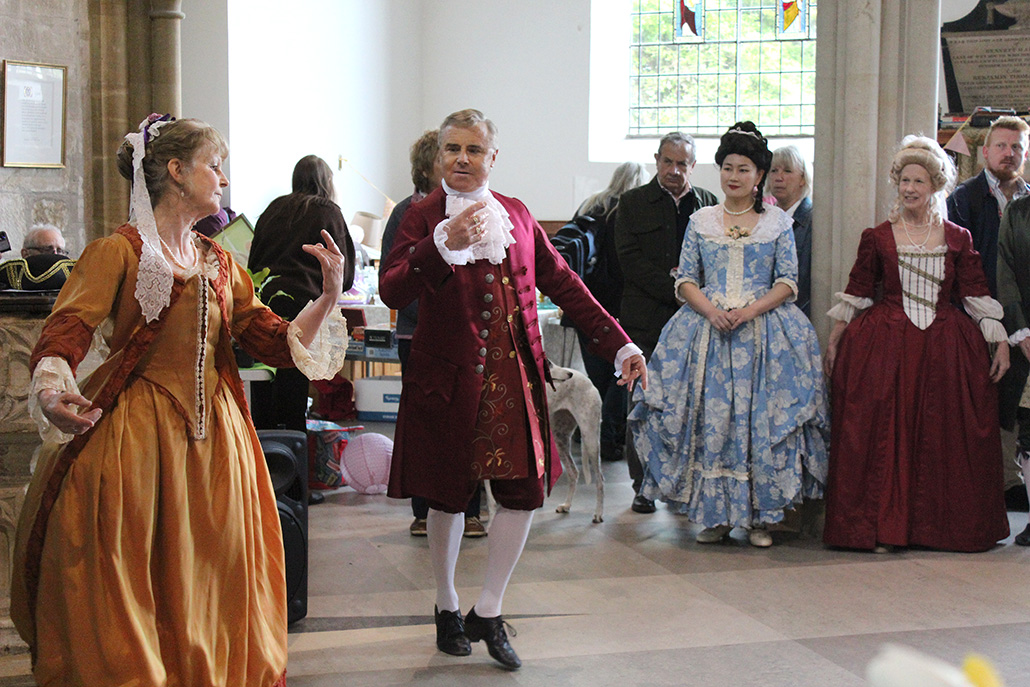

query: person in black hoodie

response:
[564,162,646,462]
[248,155,356,433]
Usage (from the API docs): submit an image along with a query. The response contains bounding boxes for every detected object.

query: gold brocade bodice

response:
[133,269,222,440]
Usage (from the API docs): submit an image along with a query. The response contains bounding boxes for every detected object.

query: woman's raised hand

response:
[303,229,347,301]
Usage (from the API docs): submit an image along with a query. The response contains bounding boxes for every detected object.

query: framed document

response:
[2,60,67,168]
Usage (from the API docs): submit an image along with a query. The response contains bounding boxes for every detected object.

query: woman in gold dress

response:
[10,115,350,686]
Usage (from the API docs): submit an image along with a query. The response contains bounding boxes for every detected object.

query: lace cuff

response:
[963,295,1007,343]
[773,277,798,302]
[433,219,474,266]
[286,304,350,381]
[29,356,79,444]
[826,292,874,323]
[613,342,644,377]
[674,276,699,304]
[1009,328,1030,346]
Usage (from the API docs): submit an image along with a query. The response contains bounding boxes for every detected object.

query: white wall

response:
[182,0,232,203]
[184,2,822,225]
[418,0,630,218]
[219,0,423,227]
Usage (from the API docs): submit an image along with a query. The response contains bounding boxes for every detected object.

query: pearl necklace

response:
[160,234,199,271]
[900,216,934,249]
[722,202,752,216]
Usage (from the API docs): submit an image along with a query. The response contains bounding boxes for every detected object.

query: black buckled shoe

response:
[435,606,471,656]
[1015,523,1030,547]
[464,607,521,670]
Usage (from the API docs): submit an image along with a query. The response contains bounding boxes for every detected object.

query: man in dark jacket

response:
[948,116,1030,509]
[947,116,1029,296]
[996,195,1030,540]
[615,132,717,513]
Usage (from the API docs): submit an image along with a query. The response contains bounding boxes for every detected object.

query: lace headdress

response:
[124,113,175,323]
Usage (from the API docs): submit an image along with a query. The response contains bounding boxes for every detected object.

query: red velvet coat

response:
[380,187,631,509]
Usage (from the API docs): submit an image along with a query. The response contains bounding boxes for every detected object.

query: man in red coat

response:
[380,109,646,670]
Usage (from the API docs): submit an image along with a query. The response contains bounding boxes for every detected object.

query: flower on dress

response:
[726,225,751,240]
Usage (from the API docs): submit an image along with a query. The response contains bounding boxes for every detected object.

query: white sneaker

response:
[747,527,773,548]
[696,524,733,543]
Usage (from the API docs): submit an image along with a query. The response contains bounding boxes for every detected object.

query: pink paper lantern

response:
[341,433,393,494]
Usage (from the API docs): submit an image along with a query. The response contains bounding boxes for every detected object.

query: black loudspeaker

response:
[257,429,308,625]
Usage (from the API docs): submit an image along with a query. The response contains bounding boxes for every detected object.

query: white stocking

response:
[427,508,464,612]
[474,506,534,617]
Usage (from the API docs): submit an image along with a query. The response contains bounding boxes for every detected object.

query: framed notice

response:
[2,60,67,168]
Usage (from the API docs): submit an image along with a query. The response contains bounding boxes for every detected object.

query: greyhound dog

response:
[547,363,604,523]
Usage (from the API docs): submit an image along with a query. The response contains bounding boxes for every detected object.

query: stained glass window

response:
[630,0,817,137]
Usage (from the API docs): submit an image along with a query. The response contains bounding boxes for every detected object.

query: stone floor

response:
[1,424,1028,686]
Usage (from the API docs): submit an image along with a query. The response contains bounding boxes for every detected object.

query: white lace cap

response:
[126,116,175,323]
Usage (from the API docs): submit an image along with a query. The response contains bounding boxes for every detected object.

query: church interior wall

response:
[0,0,91,257]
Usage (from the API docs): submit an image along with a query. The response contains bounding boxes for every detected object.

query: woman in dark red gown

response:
[823,136,1010,553]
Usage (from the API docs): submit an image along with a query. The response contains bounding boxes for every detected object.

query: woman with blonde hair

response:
[824,135,1010,553]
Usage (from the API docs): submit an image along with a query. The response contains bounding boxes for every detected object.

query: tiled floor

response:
[1,425,1028,686]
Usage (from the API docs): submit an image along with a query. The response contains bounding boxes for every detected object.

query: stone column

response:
[811,0,942,341]
[149,0,184,118]
[0,306,52,651]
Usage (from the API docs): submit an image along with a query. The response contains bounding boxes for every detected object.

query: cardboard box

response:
[355,375,402,421]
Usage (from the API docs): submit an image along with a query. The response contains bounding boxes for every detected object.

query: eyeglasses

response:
[25,245,68,256]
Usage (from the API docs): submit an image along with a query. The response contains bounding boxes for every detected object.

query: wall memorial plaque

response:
[941,31,1030,113]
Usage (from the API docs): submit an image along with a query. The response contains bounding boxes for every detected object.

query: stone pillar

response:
[0,304,53,651]
[811,0,942,341]
[149,0,184,118]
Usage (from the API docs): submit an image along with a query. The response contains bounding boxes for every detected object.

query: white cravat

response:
[433,180,516,265]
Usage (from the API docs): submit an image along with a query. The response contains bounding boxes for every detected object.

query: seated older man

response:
[0,224,75,290]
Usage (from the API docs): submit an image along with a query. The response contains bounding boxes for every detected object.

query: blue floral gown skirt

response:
[630,209,829,528]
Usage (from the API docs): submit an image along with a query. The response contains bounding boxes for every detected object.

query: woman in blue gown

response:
[630,122,829,547]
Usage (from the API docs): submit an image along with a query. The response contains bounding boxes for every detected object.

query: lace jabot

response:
[434,180,516,265]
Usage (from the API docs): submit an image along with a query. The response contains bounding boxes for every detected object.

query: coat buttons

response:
[475,364,484,374]
[479,329,489,338]
[413,267,421,273]
[483,293,494,303]
[481,311,491,321]
[485,274,495,283]
[409,246,416,254]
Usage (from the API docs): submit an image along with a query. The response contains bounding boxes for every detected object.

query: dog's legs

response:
[551,410,578,515]
[576,400,604,524]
